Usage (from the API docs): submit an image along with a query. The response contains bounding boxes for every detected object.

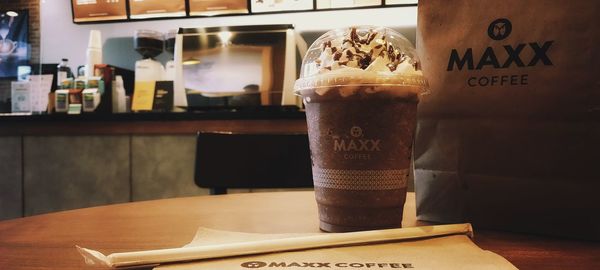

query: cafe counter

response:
[0,110,307,221]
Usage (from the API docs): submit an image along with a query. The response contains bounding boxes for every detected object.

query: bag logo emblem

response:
[350,126,363,138]
[488,18,512,40]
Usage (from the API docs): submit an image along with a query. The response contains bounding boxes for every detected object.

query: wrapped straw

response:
[78,223,473,268]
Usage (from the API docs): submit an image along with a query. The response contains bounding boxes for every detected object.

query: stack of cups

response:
[85,30,103,78]
[294,26,429,232]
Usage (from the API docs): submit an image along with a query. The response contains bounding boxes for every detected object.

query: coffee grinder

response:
[134,29,165,82]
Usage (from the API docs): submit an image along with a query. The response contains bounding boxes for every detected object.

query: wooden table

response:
[0,192,598,269]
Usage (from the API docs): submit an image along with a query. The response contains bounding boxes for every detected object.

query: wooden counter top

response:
[0,109,307,135]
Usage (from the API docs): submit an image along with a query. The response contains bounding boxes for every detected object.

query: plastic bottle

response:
[112,75,127,113]
[56,58,73,89]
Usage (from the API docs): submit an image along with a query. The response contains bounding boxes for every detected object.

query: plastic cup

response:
[294,26,428,232]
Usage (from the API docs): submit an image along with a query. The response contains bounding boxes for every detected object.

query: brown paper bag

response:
[415,0,600,240]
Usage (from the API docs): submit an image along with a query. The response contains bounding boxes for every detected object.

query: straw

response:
[78,223,473,268]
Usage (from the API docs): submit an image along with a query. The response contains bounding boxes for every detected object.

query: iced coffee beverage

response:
[294,26,428,232]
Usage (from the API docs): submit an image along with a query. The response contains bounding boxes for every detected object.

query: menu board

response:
[250,0,313,13]
[189,0,249,16]
[316,0,381,9]
[129,0,186,19]
[71,0,127,22]
[385,0,418,5]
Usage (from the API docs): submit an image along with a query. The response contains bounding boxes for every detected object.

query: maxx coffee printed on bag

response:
[415,0,600,240]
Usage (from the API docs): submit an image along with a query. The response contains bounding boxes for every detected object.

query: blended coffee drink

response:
[294,26,428,232]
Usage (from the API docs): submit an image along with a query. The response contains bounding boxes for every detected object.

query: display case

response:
[316,0,381,10]
[71,0,127,23]
[189,0,249,16]
[70,0,417,23]
[128,0,186,19]
[250,0,313,13]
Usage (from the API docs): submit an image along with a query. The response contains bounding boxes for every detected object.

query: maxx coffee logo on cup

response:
[332,126,381,160]
[240,261,415,269]
[447,18,554,87]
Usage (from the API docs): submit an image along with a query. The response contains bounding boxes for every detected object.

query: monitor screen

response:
[180,25,292,107]
[0,10,29,79]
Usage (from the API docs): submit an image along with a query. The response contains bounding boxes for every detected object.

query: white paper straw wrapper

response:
[77,223,473,268]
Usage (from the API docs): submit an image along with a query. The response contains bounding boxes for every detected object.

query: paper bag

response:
[415,0,600,240]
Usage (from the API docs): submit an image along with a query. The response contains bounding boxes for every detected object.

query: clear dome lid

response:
[294,26,428,92]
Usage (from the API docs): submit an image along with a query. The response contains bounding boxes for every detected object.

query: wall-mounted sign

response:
[385,0,418,5]
[316,0,381,9]
[250,0,313,13]
[0,10,29,79]
[129,0,186,19]
[71,0,127,22]
[71,0,414,24]
[189,0,249,16]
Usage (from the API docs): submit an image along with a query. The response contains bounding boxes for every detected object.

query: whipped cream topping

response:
[314,27,421,75]
[294,26,428,95]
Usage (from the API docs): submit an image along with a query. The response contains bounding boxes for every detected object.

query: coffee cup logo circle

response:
[488,18,512,40]
[350,126,363,138]
[241,261,267,268]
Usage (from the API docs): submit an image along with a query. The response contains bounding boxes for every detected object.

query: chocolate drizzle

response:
[366,31,377,44]
[350,28,360,43]
[322,40,332,51]
[316,27,416,72]
[333,51,342,61]
[359,54,372,69]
